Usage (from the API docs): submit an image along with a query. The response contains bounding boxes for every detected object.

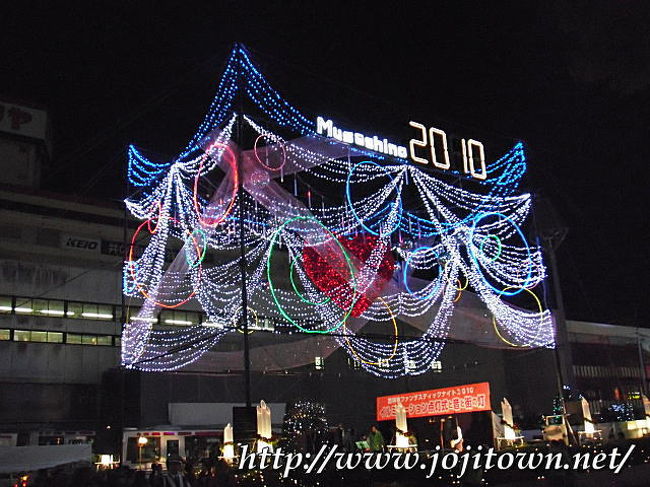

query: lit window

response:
[0,329,10,340]
[14,330,30,342]
[82,335,98,345]
[30,331,48,343]
[67,334,82,344]
[315,356,324,370]
[67,302,83,318]
[97,336,112,346]
[34,299,65,317]
[81,304,114,321]
[0,296,12,313]
[346,357,361,369]
[14,299,34,314]
[47,332,64,343]
[161,310,196,326]
[262,317,275,331]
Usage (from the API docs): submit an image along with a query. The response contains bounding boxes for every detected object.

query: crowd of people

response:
[28,457,235,487]
[22,423,426,486]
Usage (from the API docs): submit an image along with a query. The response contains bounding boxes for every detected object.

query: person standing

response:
[162,457,191,487]
[149,463,163,487]
[367,425,385,452]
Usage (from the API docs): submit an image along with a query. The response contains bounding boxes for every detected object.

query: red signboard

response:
[376,382,491,421]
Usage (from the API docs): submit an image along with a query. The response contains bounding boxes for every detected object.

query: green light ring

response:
[267,215,358,334]
[479,234,502,262]
[184,228,208,268]
[289,258,331,306]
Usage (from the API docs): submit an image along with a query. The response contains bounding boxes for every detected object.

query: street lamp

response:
[137,436,148,469]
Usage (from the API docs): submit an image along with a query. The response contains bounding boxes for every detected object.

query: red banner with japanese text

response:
[376,382,491,421]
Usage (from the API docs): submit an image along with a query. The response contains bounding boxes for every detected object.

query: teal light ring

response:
[402,246,443,300]
[346,160,402,237]
[184,228,207,268]
[479,234,502,262]
[267,215,357,334]
[289,257,331,306]
[468,212,533,296]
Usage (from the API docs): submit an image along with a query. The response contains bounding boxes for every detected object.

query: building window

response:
[315,356,324,370]
[33,298,66,317]
[97,336,112,346]
[127,308,158,325]
[114,337,121,347]
[0,296,12,313]
[82,335,98,346]
[347,357,361,370]
[14,330,31,342]
[47,332,64,343]
[13,299,33,314]
[67,334,82,344]
[0,329,10,340]
[160,310,198,326]
[30,331,48,343]
[67,301,114,320]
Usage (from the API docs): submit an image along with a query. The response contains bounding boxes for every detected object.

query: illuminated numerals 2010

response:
[408,121,487,180]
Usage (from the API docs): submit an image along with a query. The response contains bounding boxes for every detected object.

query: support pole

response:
[236,45,252,408]
[544,236,575,388]
[638,329,648,397]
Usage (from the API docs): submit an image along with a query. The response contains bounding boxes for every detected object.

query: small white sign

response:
[61,235,100,252]
[0,100,48,141]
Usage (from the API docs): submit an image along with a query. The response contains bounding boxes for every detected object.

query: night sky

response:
[2,2,649,326]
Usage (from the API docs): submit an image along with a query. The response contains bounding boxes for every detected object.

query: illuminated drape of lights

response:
[121,45,553,376]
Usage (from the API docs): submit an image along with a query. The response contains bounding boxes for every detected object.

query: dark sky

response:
[2,1,649,326]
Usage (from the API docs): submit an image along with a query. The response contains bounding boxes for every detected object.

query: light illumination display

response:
[121,44,555,378]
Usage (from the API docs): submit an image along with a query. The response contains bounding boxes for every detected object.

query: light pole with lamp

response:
[137,436,148,470]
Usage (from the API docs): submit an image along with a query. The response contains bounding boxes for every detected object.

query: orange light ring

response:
[453,279,463,302]
[146,200,164,234]
[253,134,287,172]
[128,218,202,309]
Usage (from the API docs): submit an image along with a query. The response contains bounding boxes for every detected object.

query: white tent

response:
[0,444,92,473]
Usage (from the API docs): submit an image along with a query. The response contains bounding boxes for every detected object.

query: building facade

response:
[0,111,648,453]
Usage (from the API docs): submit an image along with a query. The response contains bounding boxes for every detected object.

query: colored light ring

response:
[402,209,474,238]
[468,212,533,296]
[456,274,469,291]
[123,261,139,295]
[402,246,444,300]
[234,306,259,334]
[522,258,542,290]
[147,200,164,234]
[289,257,331,305]
[267,215,357,334]
[346,160,402,237]
[193,141,238,228]
[480,234,502,262]
[253,134,287,172]
[491,286,543,348]
[441,260,467,291]
[343,296,398,365]
[453,279,463,303]
[184,228,208,268]
[128,218,202,309]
